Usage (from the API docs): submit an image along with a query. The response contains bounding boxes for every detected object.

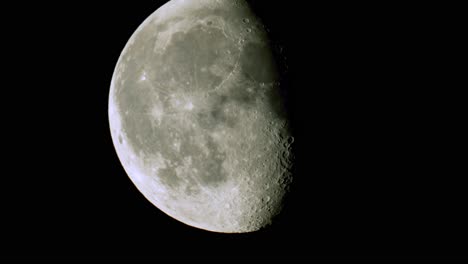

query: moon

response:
[109,0,293,233]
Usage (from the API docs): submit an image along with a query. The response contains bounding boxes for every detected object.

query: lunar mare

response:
[109,0,293,233]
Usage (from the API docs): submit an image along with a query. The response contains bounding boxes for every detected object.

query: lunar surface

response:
[109,0,293,233]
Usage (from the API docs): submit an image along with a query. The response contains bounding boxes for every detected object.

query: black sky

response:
[2,0,466,261]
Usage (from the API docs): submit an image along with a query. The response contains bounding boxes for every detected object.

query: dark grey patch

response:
[176,135,227,187]
[210,108,223,121]
[217,95,229,105]
[265,84,288,119]
[210,109,237,128]
[184,185,195,196]
[158,166,180,188]
[178,136,202,157]
[236,42,289,118]
[118,135,123,144]
[196,94,239,130]
[228,84,257,106]
[197,157,225,184]
[240,43,279,83]
[197,109,236,129]
[196,111,217,131]
[192,136,227,185]
[148,24,235,94]
[151,132,204,189]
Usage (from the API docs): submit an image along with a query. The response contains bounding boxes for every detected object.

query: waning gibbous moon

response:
[108,0,294,233]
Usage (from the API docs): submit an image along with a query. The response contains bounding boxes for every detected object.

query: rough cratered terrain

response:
[109,0,293,233]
